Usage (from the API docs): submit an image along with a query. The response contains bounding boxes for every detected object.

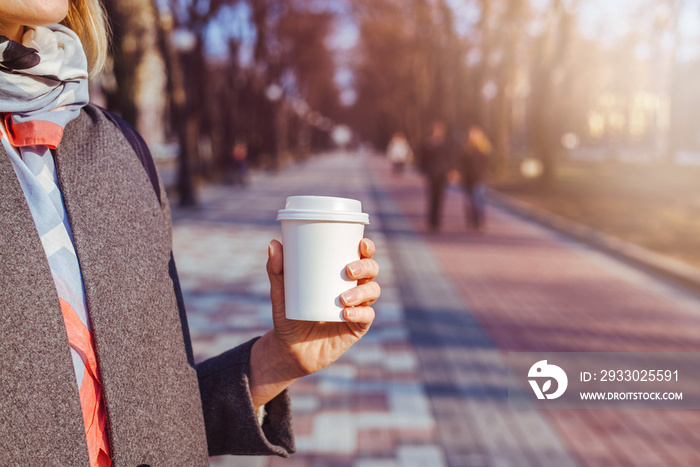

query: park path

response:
[171,151,700,467]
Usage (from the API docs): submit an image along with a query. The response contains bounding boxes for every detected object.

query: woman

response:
[386,131,412,175]
[460,125,492,230]
[0,1,380,465]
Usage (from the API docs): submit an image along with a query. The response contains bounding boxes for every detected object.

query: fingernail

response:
[348,263,362,277]
[362,239,370,250]
[268,243,273,256]
[341,291,357,304]
[345,308,356,319]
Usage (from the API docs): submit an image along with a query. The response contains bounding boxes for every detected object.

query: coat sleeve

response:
[195,339,296,457]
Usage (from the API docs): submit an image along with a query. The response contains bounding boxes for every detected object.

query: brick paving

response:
[171,151,700,467]
[173,153,440,467]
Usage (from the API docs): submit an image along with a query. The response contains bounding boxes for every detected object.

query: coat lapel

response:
[0,142,89,465]
[54,106,208,466]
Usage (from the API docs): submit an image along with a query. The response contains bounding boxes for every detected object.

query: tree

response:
[527,0,577,184]
[490,0,528,177]
[350,0,466,153]
[102,0,165,133]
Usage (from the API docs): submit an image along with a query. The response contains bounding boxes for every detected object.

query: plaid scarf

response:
[0,24,88,149]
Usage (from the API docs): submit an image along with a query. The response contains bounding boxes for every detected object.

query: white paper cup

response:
[277,196,370,322]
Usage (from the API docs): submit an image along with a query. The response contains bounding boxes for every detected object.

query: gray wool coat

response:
[0,104,294,466]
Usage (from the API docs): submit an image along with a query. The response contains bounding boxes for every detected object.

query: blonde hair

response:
[468,127,493,155]
[61,0,109,77]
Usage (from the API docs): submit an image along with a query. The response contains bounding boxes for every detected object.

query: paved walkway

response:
[171,152,700,467]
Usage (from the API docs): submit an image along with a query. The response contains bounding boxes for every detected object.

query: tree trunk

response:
[152,5,198,206]
[102,0,164,137]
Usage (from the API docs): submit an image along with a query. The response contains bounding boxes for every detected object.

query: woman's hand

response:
[249,238,380,408]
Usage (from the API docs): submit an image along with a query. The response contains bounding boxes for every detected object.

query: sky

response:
[204,2,257,63]
[326,15,360,106]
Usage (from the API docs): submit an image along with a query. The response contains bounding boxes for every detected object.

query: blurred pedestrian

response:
[231,140,250,186]
[419,120,456,232]
[459,125,492,230]
[0,1,380,465]
[386,131,413,175]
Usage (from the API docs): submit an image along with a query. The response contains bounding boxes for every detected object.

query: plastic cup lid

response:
[277,196,370,224]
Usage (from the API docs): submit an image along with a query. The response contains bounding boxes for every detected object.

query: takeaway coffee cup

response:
[277,196,370,322]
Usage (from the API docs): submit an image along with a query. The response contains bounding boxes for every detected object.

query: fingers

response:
[267,240,284,277]
[359,238,375,259]
[346,258,379,282]
[343,306,375,324]
[267,240,285,316]
[345,239,379,327]
[341,281,381,307]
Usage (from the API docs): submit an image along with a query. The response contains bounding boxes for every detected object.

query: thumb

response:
[267,240,285,316]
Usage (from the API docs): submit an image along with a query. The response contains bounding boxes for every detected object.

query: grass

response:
[491,161,700,269]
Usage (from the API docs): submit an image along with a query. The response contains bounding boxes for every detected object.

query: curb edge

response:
[487,187,700,295]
